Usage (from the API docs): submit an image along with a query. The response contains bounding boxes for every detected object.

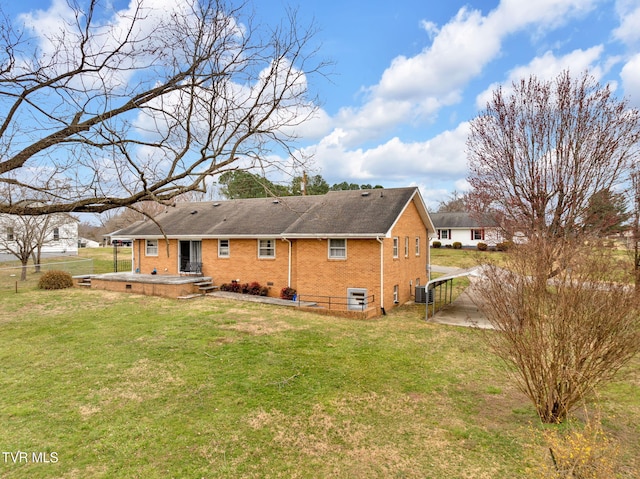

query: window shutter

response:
[448,229,451,239]
[482,229,485,240]
[437,230,440,240]
[471,230,474,240]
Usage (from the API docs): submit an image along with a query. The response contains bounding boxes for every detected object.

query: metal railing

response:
[294,293,376,312]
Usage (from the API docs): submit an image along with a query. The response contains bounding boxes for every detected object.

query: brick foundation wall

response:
[90,277,198,298]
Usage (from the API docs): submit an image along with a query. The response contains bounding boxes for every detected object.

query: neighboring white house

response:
[0,210,79,257]
[430,212,504,248]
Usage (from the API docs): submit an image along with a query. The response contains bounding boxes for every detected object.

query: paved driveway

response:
[427,265,494,329]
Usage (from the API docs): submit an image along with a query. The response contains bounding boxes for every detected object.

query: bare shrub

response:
[38,270,74,290]
[476,237,640,423]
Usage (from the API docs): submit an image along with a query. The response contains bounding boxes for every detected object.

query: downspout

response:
[376,236,385,315]
[284,238,292,287]
[425,233,435,320]
[427,233,433,282]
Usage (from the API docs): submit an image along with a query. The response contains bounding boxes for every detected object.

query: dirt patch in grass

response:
[94,358,184,407]
[217,310,307,336]
[78,404,101,419]
[59,464,109,479]
[244,392,515,478]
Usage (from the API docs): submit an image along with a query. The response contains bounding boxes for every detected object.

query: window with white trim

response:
[404,236,409,257]
[393,284,399,303]
[6,227,14,241]
[218,239,230,257]
[53,227,60,241]
[146,239,158,256]
[258,239,275,258]
[393,237,399,258]
[439,229,449,240]
[328,239,346,259]
[415,237,420,256]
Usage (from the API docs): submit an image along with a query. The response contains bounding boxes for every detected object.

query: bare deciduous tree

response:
[630,170,640,289]
[437,190,469,213]
[0,0,325,215]
[0,204,75,279]
[467,70,640,248]
[476,237,639,423]
[467,71,640,424]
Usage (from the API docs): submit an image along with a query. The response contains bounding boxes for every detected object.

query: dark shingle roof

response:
[430,212,498,229]
[111,187,433,238]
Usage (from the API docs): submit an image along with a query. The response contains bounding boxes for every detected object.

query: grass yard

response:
[430,246,508,270]
[0,286,638,478]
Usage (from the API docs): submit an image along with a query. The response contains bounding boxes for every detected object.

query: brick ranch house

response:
[108,187,435,316]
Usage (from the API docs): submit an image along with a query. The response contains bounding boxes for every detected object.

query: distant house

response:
[78,237,101,248]
[0,206,78,257]
[430,212,503,248]
[110,187,435,316]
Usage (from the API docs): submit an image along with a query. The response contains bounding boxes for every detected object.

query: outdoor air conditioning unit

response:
[415,286,434,304]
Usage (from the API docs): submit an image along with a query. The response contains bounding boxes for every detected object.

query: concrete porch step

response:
[178,294,203,300]
[198,285,220,292]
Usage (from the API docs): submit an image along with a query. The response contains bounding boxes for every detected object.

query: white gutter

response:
[376,236,384,312]
[111,233,388,240]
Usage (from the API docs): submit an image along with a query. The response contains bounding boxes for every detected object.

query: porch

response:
[76,272,216,299]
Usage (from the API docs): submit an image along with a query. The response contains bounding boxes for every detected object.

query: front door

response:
[179,240,202,272]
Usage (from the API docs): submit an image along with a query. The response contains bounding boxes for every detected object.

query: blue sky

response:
[5,0,640,209]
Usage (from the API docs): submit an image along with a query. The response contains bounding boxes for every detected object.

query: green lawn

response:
[0,286,638,478]
[430,246,508,269]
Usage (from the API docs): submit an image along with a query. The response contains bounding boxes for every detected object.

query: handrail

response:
[296,293,375,311]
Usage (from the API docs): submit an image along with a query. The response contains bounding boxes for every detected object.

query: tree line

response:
[217,170,383,199]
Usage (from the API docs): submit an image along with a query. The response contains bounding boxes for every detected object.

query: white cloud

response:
[475,46,606,109]
[614,0,640,45]
[377,7,499,102]
[492,0,599,35]
[326,0,602,145]
[620,53,640,106]
[419,20,439,40]
[303,122,470,186]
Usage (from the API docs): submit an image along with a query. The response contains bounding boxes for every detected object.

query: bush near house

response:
[452,242,462,249]
[220,281,241,293]
[219,280,269,296]
[280,286,296,300]
[38,270,74,290]
[477,242,488,251]
[432,241,441,248]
